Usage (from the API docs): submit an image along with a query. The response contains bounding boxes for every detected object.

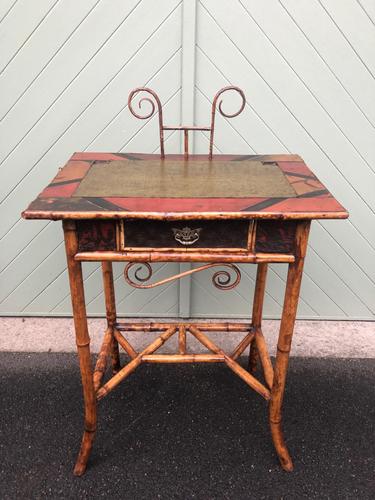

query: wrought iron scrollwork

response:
[124,262,241,290]
[128,85,246,159]
[128,262,152,283]
[211,266,241,290]
[209,86,246,159]
[128,87,165,157]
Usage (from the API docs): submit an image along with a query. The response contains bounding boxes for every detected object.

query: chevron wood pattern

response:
[0,0,374,320]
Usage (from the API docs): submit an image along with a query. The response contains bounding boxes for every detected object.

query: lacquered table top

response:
[22,152,348,220]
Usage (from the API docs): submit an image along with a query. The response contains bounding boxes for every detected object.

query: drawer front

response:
[255,220,297,253]
[77,220,118,252]
[122,219,251,250]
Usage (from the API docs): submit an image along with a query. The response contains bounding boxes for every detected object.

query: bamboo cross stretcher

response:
[95,324,269,401]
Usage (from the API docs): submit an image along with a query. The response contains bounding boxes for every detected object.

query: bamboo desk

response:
[22,151,348,475]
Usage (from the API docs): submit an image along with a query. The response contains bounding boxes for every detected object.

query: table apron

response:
[75,219,299,256]
[74,251,295,263]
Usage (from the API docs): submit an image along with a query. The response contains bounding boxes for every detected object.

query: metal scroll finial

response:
[128,86,246,159]
[128,87,165,157]
[209,86,246,159]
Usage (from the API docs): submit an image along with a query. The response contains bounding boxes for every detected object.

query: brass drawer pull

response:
[172,227,202,246]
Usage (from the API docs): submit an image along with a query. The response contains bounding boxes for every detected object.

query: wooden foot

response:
[269,222,310,471]
[269,420,293,471]
[73,429,96,476]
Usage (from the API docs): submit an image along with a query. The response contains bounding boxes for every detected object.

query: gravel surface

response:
[0,353,374,499]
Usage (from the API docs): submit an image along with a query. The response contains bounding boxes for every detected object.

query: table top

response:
[22,152,348,221]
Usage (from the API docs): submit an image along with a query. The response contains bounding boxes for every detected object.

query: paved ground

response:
[1,317,374,357]
[0,353,374,499]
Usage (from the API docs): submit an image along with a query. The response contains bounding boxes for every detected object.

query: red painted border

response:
[24,153,348,219]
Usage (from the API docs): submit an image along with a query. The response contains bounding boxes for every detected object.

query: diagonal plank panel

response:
[194,51,373,292]
[320,0,375,76]
[0,3,182,238]
[279,0,375,126]
[192,0,375,319]
[0,0,183,317]
[199,1,375,213]
[1,0,373,320]
[0,0,101,120]
[0,0,58,72]
[239,0,375,167]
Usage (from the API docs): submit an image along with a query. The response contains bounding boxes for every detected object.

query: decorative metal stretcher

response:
[22,86,348,476]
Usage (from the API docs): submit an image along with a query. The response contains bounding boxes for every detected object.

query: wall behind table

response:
[0,0,374,320]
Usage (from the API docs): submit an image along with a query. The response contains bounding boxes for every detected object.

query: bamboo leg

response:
[255,328,274,389]
[249,263,268,373]
[102,261,120,374]
[269,221,310,472]
[63,220,96,477]
[93,327,112,391]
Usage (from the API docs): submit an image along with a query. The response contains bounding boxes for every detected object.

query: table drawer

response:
[121,219,252,250]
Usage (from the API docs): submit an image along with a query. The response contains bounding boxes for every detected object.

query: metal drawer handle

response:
[172,227,202,246]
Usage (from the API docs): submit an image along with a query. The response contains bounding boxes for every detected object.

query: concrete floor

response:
[0,317,374,357]
[0,353,374,499]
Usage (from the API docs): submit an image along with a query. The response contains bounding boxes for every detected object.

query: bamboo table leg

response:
[269,221,310,471]
[63,221,97,476]
[249,263,268,373]
[102,261,121,374]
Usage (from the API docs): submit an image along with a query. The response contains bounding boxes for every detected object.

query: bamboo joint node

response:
[76,341,90,348]
[277,345,291,354]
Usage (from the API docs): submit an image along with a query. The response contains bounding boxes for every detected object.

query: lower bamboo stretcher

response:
[94,321,272,402]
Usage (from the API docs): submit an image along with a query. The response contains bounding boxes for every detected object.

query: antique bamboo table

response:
[22,87,348,476]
